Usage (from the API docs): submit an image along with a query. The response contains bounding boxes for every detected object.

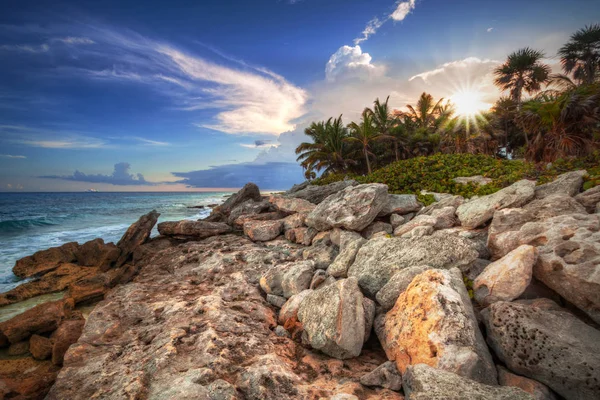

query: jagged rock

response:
[575,185,600,213]
[0,299,74,344]
[74,238,120,270]
[525,194,587,220]
[158,220,232,238]
[453,175,493,186]
[306,184,389,231]
[13,242,78,278]
[298,277,365,359]
[8,340,29,355]
[287,180,358,204]
[244,220,284,241]
[116,210,159,267]
[433,227,490,259]
[417,195,464,217]
[269,195,316,214]
[535,170,587,199]
[218,183,262,215]
[474,245,537,306]
[51,318,85,366]
[362,221,393,239]
[311,231,332,246]
[278,290,312,329]
[348,235,479,297]
[282,213,306,230]
[309,270,327,290]
[390,214,405,229]
[378,194,422,217]
[281,261,315,298]
[497,366,558,400]
[266,294,287,308]
[0,357,61,400]
[286,181,310,194]
[482,301,600,400]
[237,355,301,400]
[327,235,366,278]
[285,226,318,245]
[360,361,403,391]
[228,199,271,226]
[379,269,497,384]
[456,180,535,228]
[235,211,288,229]
[260,265,286,296]
[393,215,437,237]
[30,334,54,360]
[403,364,533,400]
[375,265,432,311]
[274,325,291,338]
[302,244,338,269]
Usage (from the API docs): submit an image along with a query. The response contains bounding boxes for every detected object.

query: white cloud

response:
[52,37,95,45]
[132,137,170,146]
[487,27,494,32]
[354,18,385,45]
[0,154,26,159]
[325,45,385,82]
[240,140,278,149]
[391,0,417,21]
[0,43,49,53]
[0,125,108,149]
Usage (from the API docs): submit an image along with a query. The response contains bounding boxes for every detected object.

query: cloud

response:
[0,43,49,53]
[40,162,154,186]
[240,140,278,149]
[131,137,170,146]
[0,154,26,159]
[0,124,107,149]
[325,45,385,82]
[172,162,304,190]
[487,27,494,32]
[354,18,385,45]
[391,0,417,21]
[52,37,95,45]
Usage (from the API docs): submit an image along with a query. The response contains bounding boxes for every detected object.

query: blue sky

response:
[1,0,598,191]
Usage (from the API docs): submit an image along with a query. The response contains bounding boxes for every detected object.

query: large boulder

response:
[269,195,316,214]
[74,238,120,270]
[13,242,79,278]
[306,184,389,232]
[575,185,600,213]
[497,366,558,400]
[228,200,271,226]
[482,301,600,400]
[115,210,159,267]
[379,269,497,385]
[403,364,533,400]
[375,265,432,311]
[456,180,535,228]
[30,334,54,360]
[417,195,465,217]
[287,180,358,204]
[218,183,262,215]
[359,361,403,391]
[281,261,315,298]
[157,220,232,238]
[348,235,479,297]
[51,318,85,366]
[393,206,456,237]
[244,220,284,242]
[473,245,537,306]
[378,194,422,217]
[297,277,366,359]
[535,170,587,199]
[327,234,366,278]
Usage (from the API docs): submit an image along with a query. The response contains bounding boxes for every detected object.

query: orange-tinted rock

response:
[0,357,60,400]
[115,210,159,267]
[498,366,558,400]
[30,334,54,360]
[74,238,120,270]
[13,242,78,278]
[51,319,85,366]
[7,340,30,356]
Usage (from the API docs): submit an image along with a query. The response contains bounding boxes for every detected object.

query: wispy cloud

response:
[0,43,49,53]
[353,0,418,45]
[51,36,95,45]
[132,137,170,146]
[391,0,417,21]
[354,18,385,45]
[0,154,26,159]
[40,162,154,186]
[239,140,278,149]
[487,27,494,32]
[0,125,108,149]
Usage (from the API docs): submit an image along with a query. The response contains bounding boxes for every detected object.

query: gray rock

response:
[454,175,493,186]
[244,220,283,242]
[456,180,535,228]
[380,269,497,385]
[403,364,533,400]
[302,244,338,270]
[207,379,239,400]
[157,220,232,238]
[389,214,405,229]
[327,236,366,278]
[281,261,315,298]
[284,226,318,245]
[400,225,434,238]
[535,170,587,199]
[282,213,306,231]
[348,235,479,297]
[219,183,262,215]
[237,355,301,400]
[297,277,365,359]
[274,325,290,338]
[363,297,375,343]
[378,194,422,217]
[361,221,393,239]
[266,294,287,308]
[482,301,600,400]
[375,265,433,310]
[497,366,558,400]
[417,195,465,217]
[359,361,402,391]
[286,181,310,194]
[116,210,159,267]
[306,184,389,231]
[269,195,316,214]
[309,269,327,290]
[286,180,358,204]
[575,184,600,213]
[393,215,437,237]
[227,200,271,226]
[278,290,312,327]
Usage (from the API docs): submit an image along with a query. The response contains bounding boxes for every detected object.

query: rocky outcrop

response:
[473,245,537,306]
[285,226,318,245]
[306,184,389,231]
[297,277,366,359]
[348,235,479,297]
[281,261,315,298]
[218,182,262,215]
[51,318,85,366]
[375,265,432,311]
[244,220,284,241]
[157,220,232,238]
[227,199,271,226]
[380,269,497,385]
[575,185,600,212]
[115,210,159,267]
[535,170,586,199]
[269,195,316,214]
[361,221,393,239]
[327,233,366,278]
[0,357,61,400]
[483,301,600,400]
[456,180,535,228]
[378,194,422,217]
[287,180,358,204]
[29,334,53,360]
[497,366,558,400]
[403,364,533,400]
[13,242,79,278]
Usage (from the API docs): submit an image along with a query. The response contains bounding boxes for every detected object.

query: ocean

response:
[0,192,229,293]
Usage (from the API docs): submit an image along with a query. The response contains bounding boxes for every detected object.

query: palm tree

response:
[558,24,600,85]
[346,109,392,174]
[368,96,401,161]
[402,92,453,155]
[295,116,351,175]
[491,96,520,153]
[494,48,551,105]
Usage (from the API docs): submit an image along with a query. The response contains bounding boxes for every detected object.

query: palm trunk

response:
[364,147,372,175]
[394,139,399,162]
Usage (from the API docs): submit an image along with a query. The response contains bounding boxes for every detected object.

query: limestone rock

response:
[400,225,434,238]
[575,185,600,213]
[0,357,60,400]
[285,226,318,245]
[116,210,159,267]
[13,242,78,278]
[375,265,432,311]
[74,238,120,270]
[218,183,262,215]
[286,181,310,194]
[306,184,389,231]
[281,261,315,298]
[482,301,600,400]
[237,355,301,400]
[453,175,493,186]
[393,215,437,237]
[348,235,479,297]
[52,318,85,365]
[157,220,232,238]
[309,269,327,290]
[497,366,558,400]
[8,340,29,355]
[278,290,312,330]
[282,213,306,230]
[228,199,271,226]
[417,195,464,217]
[266,294,287,308]
[363,297,375,343]
[287,180,358,204]
[327,236,366,278]
[378,194,422,217]
[390,214,405,229]
[297,277,365,359]
[535,170,587,199]
[361,221,393,239]
[311,231,332,246]
[360,361,402,391]
[456,180,535,228]
[302,244,338,269]
[244,220,284,241]
[234,211,286,228]
[403,364,533,400]
[269,195,316,214]
[473,245,537,306]
[380,269,497,384]
[30,334,53,360]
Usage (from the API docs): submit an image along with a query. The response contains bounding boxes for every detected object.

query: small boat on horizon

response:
[85,189,99,193]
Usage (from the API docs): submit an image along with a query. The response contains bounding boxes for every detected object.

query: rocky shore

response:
[1,172,600,399]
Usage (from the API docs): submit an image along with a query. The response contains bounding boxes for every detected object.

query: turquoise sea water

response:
[0,192,228,293]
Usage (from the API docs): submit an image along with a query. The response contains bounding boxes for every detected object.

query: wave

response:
[0,216,63,233]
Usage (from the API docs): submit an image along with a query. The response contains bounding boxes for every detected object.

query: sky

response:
[1,0,598,191]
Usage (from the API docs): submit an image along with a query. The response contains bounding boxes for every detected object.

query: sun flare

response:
[450,90,490,117]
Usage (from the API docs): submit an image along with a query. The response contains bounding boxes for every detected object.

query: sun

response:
[450,90,490,117]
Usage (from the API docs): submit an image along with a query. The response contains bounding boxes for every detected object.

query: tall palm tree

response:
[402,92,453,155]
[346,109,392,174]
[295,116,351,175]
[405,92,446,130]
[368,96,400,161]
[494,48,551,105]
[558,24,600,85]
